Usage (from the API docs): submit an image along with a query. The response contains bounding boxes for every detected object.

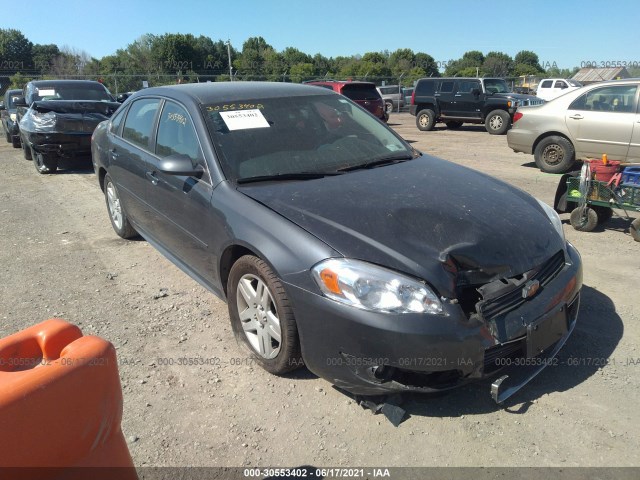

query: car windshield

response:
[484,79,510,94]
[33,84,113,102]
[203,94,412,182]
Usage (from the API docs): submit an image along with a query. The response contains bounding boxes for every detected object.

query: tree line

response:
[1,28,582,94]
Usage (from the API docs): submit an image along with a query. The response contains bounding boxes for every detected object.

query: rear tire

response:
[534,136,576,173]
[33,152,58,174]
[592,205,613,224]
[384,100,393,114]
[570,207,598,232]
[416,109,436,131]
[485,110,510,135]
[104,173,138,239]
[11,135,20,148]
[5,129,10,143]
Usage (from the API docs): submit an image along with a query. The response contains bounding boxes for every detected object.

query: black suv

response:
[410,77,542,134]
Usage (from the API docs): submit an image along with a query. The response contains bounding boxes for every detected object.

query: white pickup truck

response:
[535,78,582,101]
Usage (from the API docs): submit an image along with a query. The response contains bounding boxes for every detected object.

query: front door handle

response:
[146,171,158,186]
[569,114,584,120]
[109,148,119,159]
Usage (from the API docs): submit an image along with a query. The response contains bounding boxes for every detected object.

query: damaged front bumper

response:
[22,132,93,158]
[287,243,582,403]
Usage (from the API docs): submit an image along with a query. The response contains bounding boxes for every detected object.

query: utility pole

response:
[225,40,233,82]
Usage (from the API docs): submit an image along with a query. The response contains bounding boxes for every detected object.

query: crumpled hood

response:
[239,156,564,297]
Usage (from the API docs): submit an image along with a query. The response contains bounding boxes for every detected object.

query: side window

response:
[417,80,435,96]
[109,107,127,135]
[540,80,553,88]
[122,98,160,150]
[555,81,567,89]
[440,81,454,93]
[569,85,637,113]
[156,101,204,166]
[457,80,480,93]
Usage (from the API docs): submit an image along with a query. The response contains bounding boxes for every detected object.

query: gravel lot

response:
[1,112,639,472]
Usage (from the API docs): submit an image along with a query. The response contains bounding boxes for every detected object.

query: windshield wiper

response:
[237,172,343,184]
[336,153,416,172]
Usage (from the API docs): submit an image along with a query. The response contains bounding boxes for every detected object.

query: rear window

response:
[341,84,380,101]
[416,80,436,96]
[379,86,399,95]
[33,83,113,102]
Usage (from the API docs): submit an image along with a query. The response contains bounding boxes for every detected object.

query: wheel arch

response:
[98,167,108,192]
[533,131,574,156]
[219,244,261,299]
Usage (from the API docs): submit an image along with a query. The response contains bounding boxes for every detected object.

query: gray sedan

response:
[92,82,582,403]
[507,79,639,173]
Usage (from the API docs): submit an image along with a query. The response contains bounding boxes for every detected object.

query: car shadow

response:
[331,284,622,420]
[521,161,538,169]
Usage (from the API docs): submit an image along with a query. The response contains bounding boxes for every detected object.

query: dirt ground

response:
[1,113,639,472]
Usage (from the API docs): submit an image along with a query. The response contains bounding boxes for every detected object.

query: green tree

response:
[445,50,485,76]
[482,51,513,76]
[31,44,60,73]
[290,62,315,83]
[9,71,32,89]
[0,29,33,68]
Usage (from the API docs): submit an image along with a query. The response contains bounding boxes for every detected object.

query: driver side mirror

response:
[158,154,204,177]
[13,96,27,107]
[0,102,5,111]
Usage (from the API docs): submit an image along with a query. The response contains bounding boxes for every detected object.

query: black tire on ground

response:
[228,255,302,375]
[33,152,58,174]
[630,218,640,242]
[104,173,138,239]
[11,135,20,148]
[592,205,613,224]
[570,207,599,232]
[445,121,463,129]
[22,139,32,160]
[384,100,393,114]
[534,136,576,173]
[484,109,510,135]
[416,109,436,131]
[4,129,10,143]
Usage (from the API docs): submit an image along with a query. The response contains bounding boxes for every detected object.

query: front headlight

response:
[537,199,565,242]
[312,258,443,314]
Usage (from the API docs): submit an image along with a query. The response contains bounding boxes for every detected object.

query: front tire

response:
[22,138,32,160]
[33,152,58,174]
[416,109,436,131]
[11,135,20,148]
[485,110,510,135]
[384,100,393,114]
[534,136,576,173]
[630,218,640,242]
[570,206,598,232]
[228,255,302,375]
[104,173,138,239]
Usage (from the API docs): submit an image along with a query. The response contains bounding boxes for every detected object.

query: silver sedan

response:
[507,79,639,173]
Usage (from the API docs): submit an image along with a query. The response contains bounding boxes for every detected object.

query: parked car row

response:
[4,78,583,403]
[0,89,23,148]
[405,75,640,174]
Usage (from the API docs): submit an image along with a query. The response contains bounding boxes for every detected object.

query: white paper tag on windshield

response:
[219,109,269,131]
[37,89,56,97]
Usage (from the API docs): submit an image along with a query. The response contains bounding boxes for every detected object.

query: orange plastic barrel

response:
[0,319,137,480]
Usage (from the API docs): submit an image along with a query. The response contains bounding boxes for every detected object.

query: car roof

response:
[134,81,338,105]
[27,80,106,87]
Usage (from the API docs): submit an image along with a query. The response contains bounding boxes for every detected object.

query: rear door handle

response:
[569,114,584,120]
[146,171,158,186]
